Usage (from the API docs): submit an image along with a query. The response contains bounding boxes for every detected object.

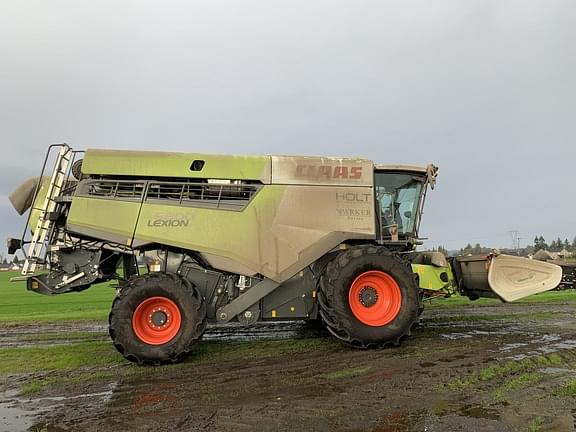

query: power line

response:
[508,230,520,255]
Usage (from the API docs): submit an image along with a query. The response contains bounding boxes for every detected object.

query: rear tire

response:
[318,246,420,348]
[109,272,207,364]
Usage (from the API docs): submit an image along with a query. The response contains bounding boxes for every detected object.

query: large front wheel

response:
[109,273,207,364]
[318,246,420,348]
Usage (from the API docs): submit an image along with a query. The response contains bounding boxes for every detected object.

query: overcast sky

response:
[1,0,575,256]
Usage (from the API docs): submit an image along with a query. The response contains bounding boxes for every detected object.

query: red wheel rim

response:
[348,271,402,326]
[132,297,182,345]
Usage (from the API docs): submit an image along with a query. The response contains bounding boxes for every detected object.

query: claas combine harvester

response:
[8,145,562,364]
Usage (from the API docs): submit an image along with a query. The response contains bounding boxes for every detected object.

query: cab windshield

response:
[374,172,424,239]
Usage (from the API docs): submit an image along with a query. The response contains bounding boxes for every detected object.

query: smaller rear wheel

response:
[109,273,206,364]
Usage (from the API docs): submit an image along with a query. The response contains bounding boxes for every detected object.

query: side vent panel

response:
[146,181,260,211]
[77,180,145,200]
[76,179,260,211]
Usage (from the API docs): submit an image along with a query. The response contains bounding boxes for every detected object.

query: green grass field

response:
[0,271,116,322]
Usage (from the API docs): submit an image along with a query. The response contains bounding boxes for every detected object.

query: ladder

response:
[22,145,73,275]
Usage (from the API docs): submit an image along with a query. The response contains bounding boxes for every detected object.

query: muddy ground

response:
[2,298,576,432]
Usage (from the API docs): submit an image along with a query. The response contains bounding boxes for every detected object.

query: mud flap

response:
[453,253,562,302]
[487,254,562,302]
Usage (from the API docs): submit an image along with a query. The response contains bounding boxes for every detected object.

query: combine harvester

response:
[8,145,562,364]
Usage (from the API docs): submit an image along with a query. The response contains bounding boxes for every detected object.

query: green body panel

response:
[82,149,272,182]
[133,186,286,271]
[412,263,457,295]
[63,179,375,282]
[67,197,142,245]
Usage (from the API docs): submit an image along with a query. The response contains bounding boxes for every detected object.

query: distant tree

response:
[551,237,563,252]
[458,243,493,256]
[460,243,473,255]
[549,239,558,251]
[564,239,570,251]
[534,236,547,251]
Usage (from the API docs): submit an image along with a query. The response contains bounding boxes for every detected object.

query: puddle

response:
[441,329,514,340]
[498,343,528,352]
[540,367,576,374]
[537,340,576,354]
[457,405,500,420]
[371,409,425,432]
[23,390,114,405]
[433,398,502,422]
[0,322,310,349]
[0,337,109,349]
[0,384,118,431]
[537,334,562,343]
[0,323,109,349]
[437,354,468,362]
[0,400,35,431]
[498,335,576,361]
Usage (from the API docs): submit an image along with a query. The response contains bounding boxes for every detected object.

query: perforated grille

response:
[76,179,260,211]
[146,181,260,211]
[77,180,145,200]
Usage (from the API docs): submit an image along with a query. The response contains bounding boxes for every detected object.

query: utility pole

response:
[509,230,521,255]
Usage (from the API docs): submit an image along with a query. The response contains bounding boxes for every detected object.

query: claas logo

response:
[295,164,363,179]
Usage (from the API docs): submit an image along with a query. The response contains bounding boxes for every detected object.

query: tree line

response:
[434,235,576,257]
[533,236,576,252]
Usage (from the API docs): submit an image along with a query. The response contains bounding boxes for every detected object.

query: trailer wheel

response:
[109,272,207,364]
[318,246,420,348]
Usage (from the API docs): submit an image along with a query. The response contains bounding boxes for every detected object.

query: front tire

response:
[318,246,420,348]
[109,272,207,364]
